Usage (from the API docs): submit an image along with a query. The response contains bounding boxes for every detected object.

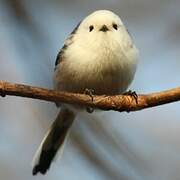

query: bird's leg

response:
[123,90,138,104]
[84,88,95,113]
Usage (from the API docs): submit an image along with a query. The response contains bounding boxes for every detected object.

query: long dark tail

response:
[32,107,75,175]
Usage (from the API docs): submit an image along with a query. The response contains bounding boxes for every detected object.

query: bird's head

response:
[73,10,131,51]
[80,10,123,34]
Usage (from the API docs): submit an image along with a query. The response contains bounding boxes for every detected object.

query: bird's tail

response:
[32,107,75,175]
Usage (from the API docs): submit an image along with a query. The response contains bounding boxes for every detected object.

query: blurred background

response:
[0,0,180,179]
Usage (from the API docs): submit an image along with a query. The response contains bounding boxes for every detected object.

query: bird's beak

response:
[99,25,109,32]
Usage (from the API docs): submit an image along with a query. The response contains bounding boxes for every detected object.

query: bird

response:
[32,9,139,175]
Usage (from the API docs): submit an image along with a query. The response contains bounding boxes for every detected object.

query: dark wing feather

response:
[54,21,81,69]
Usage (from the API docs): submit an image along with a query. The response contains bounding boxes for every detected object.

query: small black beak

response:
[99,25,109,32]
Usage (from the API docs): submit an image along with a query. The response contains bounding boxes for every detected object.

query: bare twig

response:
[0,81,180,112]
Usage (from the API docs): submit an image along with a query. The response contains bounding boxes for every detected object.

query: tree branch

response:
[0,80,180,112]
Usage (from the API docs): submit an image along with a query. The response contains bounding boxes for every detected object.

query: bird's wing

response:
[54,21,81,68]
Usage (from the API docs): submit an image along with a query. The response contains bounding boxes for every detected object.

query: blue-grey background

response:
[0,0,180,179]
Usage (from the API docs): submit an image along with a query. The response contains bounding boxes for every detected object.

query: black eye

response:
[89,25,94,32]
[113,23,118,30]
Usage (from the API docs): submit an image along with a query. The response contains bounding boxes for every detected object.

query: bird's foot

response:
[84,88,94,101]
[123,90,138,104]
[84,88,95,113]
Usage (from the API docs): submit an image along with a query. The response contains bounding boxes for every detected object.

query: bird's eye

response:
[89,25,94,32]
[113,23,118,30]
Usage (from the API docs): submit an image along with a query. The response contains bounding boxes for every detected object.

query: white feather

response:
[54,10,138,95]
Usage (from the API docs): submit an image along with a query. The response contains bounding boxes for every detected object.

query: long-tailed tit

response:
[32,10,139,175]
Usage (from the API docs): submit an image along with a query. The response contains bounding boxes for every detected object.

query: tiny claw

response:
[84,88,95,113]
[84,88,94,102]
[123,90,138,104]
